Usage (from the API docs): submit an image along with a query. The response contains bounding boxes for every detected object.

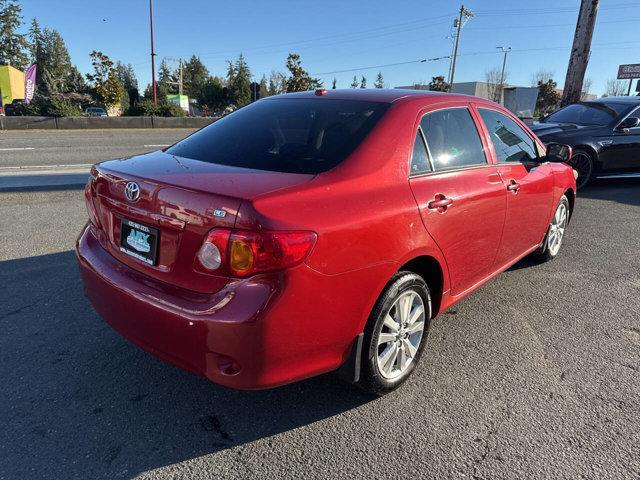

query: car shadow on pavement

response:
[580,178,640,207]
[0,173,88,192]
[0,251,373,479]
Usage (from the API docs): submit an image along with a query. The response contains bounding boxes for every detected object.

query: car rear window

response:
[545,102,632,126]
[166,98,389,174]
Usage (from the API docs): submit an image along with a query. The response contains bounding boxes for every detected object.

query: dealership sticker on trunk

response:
[119,218,159,265]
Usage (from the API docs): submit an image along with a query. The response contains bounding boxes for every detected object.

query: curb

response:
[0,166,90,192]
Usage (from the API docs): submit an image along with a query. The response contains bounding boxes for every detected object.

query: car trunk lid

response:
[88,151,315,293]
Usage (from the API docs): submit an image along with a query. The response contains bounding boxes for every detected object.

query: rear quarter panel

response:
[234,99,451,332]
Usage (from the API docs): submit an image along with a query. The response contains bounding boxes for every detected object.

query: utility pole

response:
[165,57,184,95]
[448,5,474,92]
[561,0,599,106]
[446,34,456,87]
[497,46,511,103]
[149,0,157,104]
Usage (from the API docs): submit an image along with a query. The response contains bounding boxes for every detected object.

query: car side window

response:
[478,108,537,163]
[420,108,487,170]
[410,128,431,174]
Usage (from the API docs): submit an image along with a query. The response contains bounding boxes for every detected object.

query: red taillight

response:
[195,229,317,277]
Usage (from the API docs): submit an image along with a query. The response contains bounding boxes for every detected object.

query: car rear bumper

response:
[76,224,381,389]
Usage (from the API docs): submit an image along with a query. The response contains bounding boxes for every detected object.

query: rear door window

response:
[478,108,537,163]
[410,129,431,174]
[420,108,487,171]
[166,98,389,174]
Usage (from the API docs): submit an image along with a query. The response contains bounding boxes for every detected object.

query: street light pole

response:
[149,0,157,104]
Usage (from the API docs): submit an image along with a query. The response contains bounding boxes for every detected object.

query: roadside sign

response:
[617,64,640,79]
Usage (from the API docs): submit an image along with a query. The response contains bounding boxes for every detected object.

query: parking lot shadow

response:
[580,178,640,207]
[0,251,372,479]
[0,173,88,192]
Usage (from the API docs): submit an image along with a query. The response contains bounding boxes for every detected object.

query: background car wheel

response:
[535,195,570,262]
[357,272,431,395]
[569,149,593,189]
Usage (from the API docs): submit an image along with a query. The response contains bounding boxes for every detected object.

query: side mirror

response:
[616,116,640,132]
[546,143,572,163]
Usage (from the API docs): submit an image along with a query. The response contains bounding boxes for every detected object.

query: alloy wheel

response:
[570,151,592,189]
[547,201,568,256]
[376,290,426,380]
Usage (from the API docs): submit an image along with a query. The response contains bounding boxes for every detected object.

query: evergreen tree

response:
[66,65,87,94]
[199,76,229,113]
[229,53,251,106]
[350,76,358,89]
[535,79,561,115]
[259,74,268,98]
[143,82,167,102]
[45,30,72,90]
[182,55,209,100]
[0,0,30,69]
[158,59,176,95]
[285,53,320,92]
[28,18,43,62]
[28,21,82,97]
[115,62,139,104]
[360,76,367,88]
[428,75,450,92]
[374,72,384,89]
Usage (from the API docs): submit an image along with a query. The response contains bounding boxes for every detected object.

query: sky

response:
[19,0,640,96]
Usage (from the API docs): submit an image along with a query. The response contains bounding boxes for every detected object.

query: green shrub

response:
[125,99,185,117]
[24,97,82,117]
[47,98,83,117]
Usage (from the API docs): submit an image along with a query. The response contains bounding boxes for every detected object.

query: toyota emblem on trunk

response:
[125,182,140,202]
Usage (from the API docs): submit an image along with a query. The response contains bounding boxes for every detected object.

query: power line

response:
[473,2,635,16]
[312,58,444,76]
[191,14,456,60]
[466,17,640,31]
[310,40,640,78]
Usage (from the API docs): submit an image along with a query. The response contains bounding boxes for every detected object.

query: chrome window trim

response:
[409,162,497,179]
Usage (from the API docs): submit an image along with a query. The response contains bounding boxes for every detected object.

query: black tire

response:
[569,148,594,189]
[535,195,570,262]
[357,272,432,395]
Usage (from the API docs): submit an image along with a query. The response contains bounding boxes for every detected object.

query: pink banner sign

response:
[24,64,37,104]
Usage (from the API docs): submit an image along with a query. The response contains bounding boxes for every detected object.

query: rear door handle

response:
[427,195,453,210]
[506,180,520,193]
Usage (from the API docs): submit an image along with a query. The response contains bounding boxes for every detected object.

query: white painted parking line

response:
[0,147,36,151]
[143,144,170,147]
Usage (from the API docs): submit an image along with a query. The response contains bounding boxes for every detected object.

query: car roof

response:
[589,96,640,104]
[267,88,484,105]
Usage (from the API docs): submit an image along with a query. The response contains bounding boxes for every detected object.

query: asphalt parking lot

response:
[0,165,638,478]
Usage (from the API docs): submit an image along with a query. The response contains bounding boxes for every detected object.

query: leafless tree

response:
[485,67,505,103]
[530,69,555,87]
[580,77,593,100]
[603,79,627,97]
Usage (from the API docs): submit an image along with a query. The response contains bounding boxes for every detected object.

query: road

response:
[0,129,195,169]
[0,180,639,479]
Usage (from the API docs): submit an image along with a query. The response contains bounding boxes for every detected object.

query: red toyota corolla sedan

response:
[77,89,576,394]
